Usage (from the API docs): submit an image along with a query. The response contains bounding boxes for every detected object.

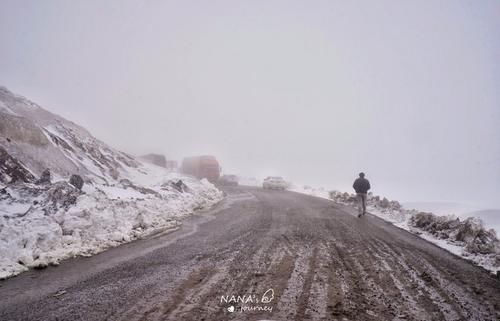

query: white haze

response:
[1,0,499,207]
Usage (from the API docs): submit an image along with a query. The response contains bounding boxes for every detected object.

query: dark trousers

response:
[356,193,367,214]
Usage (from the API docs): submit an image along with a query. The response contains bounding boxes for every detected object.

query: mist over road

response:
[0,187,499,321]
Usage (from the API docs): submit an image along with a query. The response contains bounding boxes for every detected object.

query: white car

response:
[263,176,287,190]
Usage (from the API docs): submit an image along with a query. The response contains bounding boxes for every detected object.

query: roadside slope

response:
[0,86,223,279]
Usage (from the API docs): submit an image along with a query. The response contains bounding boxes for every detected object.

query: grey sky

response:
[1,0,499,206]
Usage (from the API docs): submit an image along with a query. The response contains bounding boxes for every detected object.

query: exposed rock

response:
[390,200,402,210]
[0,146,35,183]
[411,212,441,229]
[43,181,81,212]
[44,130,74,152]
[119,178,160,196]
[167,179,188,193]
[379,197,390,208]
[329,191,358,204]
[410,212,499,255]
[420,271,433,283]
[69,174,84,190]
[37,168,51,185]
[457,218,497,254]
[0,111,51,147]
[109,167,119,180]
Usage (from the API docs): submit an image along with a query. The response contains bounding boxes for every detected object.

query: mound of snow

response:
[411,213,499,255]
[0,165,223,279]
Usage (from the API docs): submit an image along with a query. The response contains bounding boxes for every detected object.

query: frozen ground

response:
[290,184,500,274]
[0,164,223,279]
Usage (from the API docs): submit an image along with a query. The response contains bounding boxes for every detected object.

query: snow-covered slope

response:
[0,86,141,183]
[0,86,223,279]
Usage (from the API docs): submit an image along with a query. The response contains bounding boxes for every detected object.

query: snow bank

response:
[0,166,223,279]
[292,185,500,274]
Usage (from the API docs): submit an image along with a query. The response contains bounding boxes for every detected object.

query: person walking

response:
[353,172,371,217]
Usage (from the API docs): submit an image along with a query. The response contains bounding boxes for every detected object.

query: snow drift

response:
[0,87,223,279]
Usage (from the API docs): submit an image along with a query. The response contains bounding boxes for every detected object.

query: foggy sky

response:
[1,0,499,207]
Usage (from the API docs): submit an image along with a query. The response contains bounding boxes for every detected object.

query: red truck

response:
[181,155,220,183]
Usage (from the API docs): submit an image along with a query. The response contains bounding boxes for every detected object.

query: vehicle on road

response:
[263,176,287,190]
[181,155,220,183]
[218,174,239,186]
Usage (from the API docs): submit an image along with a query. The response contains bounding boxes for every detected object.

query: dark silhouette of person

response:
[353,172,371,217]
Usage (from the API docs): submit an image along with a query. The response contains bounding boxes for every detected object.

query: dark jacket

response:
[353,177,371,194]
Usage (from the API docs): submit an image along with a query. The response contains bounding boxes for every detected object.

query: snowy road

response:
[0,187,499,321]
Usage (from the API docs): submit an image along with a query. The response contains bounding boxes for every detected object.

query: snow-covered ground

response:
[0,87,224,279]
[403,201,500,239]
[0,163,223,279]
[290,184,500,274]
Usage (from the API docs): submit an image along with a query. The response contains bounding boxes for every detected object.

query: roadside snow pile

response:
[293,185,500,273]
[410,213,499,254]
[0,167,223,279]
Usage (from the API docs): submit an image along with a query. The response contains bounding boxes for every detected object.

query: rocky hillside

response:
[0,86,140,184]
[0,87,223,279]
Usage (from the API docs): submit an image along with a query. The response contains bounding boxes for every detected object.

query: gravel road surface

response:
[0,186,499,321]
